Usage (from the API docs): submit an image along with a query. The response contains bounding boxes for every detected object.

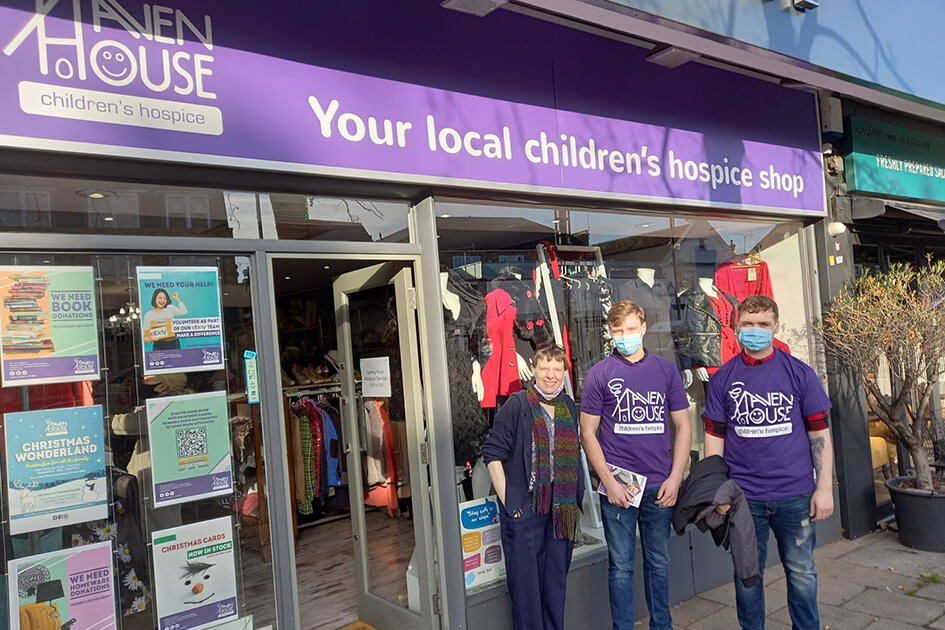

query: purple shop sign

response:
[0,1,825,215]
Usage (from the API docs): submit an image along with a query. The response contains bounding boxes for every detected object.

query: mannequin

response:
[440,271,491,467]
[637,266,656,287]
[676,266,738,383]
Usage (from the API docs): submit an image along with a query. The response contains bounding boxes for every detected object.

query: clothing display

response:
[610,275,680,368]
[481,287,523,408]
[714,260,774,301]
[363,398,400,516]
[442,274,491,465]
[673,455,760,588]
[675,287,739,372]
[703,349,832,501]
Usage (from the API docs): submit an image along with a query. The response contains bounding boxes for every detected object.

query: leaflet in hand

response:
[597,463,647,508]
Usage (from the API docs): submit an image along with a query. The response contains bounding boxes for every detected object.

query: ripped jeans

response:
[735,493,818,630]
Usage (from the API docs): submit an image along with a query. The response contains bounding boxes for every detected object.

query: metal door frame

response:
[331,261,436,629]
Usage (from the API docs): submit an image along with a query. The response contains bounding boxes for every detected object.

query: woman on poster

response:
[482,344,584,630]
[143,288,188,350]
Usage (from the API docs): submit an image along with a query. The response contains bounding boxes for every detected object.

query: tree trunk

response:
[912,449,935,491]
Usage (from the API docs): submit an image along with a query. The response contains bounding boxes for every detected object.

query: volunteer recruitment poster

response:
[0,266,99,387]
[4,405,108,534]
[152,517,239,630]
[147,390,233,508]
[8,541,117,630]
[136,266,224,375]
[459,495,506,591]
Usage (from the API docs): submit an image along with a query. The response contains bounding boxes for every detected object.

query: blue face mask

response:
[738,327,774,351]
[613,333,642,356]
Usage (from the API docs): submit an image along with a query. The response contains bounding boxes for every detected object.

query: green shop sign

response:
[845,116,945,204]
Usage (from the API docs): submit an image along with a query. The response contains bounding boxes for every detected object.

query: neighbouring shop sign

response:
[0,1,825,215]
[845,116,945,204]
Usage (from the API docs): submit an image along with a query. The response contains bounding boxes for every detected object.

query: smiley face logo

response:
[90,40,137,86]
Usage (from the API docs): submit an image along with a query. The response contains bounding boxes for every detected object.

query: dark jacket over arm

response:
[481,390,584,518]
[673,455,759,587]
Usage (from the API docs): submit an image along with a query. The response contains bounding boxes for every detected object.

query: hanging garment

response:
[289,409,306,504]
[292,403,317,515]
[444,275,491,465]
[302,399,325,497]
[363,399,400,516]
[363,399,388,485]
[611,276,680,368]
[480,288,522,408]
[675,288,738,370]
[714,261,774,301]
[708,292,741,373]
[321,404,343,487]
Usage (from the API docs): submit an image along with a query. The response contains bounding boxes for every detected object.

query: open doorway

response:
[268,257,434,630]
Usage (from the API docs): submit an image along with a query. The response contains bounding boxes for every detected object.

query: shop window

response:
[435,202,813,590]
[266,194,410,242]
[0,253,278,629]
[0,173,413,244]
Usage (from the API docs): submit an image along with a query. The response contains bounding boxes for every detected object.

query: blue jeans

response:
[600,487,673,630]
[735,494,818,630]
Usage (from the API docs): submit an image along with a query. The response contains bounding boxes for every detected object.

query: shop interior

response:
[267,257,420,630]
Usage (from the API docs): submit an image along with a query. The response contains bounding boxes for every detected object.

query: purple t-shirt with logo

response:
[580,352,690,486]
[703,349,832,501]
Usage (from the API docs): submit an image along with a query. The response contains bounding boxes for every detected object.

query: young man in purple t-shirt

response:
[581,300,692,630]
[703,295,834,630]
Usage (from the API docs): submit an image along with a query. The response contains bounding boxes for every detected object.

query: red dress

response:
[714,261,774,301]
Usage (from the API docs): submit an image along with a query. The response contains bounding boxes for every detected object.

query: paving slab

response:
[685,606,742,630]
[769,602,872,630]
[666,596,725,627]
[861,620,928,630]
[816,538,870,559]
[915,582,945,602]
[843,589,945,626]
[931,612,945,629]
[838,532,945,578]
[817,575,867,606]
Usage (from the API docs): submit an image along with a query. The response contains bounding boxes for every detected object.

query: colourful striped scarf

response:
[528,384,581,540]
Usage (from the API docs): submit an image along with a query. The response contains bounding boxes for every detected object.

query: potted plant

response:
[821,260,945,551]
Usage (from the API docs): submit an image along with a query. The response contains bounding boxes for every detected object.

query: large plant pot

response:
[885,475,945,552]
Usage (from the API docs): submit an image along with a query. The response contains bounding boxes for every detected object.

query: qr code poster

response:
[147,390,233,508]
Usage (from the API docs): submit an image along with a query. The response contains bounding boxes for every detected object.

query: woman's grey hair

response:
[532,344,568,367]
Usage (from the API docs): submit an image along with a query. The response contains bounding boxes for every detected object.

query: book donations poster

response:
[8,541,117,630]
[3,405,108,534]
[152,517,239,630]
[136,266,224,375]
[0,266,100,386]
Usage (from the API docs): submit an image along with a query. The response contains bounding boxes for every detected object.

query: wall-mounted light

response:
[792,0,819,12]
[827,221,848,238]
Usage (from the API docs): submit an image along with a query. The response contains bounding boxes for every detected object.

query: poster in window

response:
[0,266,99,387]
[147,390,233,508]
[151,517,239,630]
[7,541,117,630]
[459,495,506,592]
[136,266,224,375]
[3,405,108,534]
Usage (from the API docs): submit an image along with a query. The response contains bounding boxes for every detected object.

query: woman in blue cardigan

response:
[482,344,585,630]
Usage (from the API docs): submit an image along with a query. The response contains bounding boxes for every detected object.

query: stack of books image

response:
[3,273,54,353]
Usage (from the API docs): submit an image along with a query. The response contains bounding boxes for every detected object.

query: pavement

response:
[637,529,945,629]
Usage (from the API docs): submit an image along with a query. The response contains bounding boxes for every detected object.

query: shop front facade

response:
[0,1,835,629]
